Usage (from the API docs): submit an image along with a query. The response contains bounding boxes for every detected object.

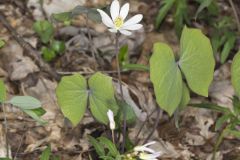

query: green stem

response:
[212,127,228,160]
[114,33,126,153]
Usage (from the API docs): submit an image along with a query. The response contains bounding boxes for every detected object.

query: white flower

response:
[97,0,143,36]
[139,152,162,160]
[134,141,156,153]
[107,109,115,130]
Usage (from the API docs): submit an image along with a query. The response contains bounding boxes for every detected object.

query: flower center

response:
[114,17,124,29]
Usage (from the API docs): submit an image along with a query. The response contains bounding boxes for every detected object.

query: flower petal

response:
[108,28,118,33]
[110,0,120,21]
[143,141,156,147]
[120,3,129,20]
[97,9,114,28]
[119,29,132,36]
[107,110,114,122]
[121,24,142,30]
[139,152,162,160]
[123,14,143,27]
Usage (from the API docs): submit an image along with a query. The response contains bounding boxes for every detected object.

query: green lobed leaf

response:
[88,72,118,124]
[179,26,215,97]
[155,0,176,28]
[40,146,51,160]
[8,96,41,109]
[0,79,7,103]
[56,74,88,126]
[33,20,54,44]
[98,137,119,157]
[231,51,240,97]
[150,43,183,116]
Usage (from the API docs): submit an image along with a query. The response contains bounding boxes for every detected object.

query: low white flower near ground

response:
[97,0,143,35]
[134,141,162,160]
[134,141,156,153]
[107,109,115,130]
[139,152,162,160]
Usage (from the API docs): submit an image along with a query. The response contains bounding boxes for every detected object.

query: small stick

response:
[143,107,161,144]
[134,107,158,145]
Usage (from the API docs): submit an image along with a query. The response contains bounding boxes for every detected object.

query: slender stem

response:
[111,130,115,144]
[2,104,9,158]
[115,34,123,97]
[114,33,126,153]
[212,127,228,160]
[143,107,161,144]
[228,0,240,33]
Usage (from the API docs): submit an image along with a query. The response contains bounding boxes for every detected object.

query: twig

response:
[134,107,158,145]
[143,107,161,144]
[228,0,240,33]
[0,11,60,81]
[2,104,9,158]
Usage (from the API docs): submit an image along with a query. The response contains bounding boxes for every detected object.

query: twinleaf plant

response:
[33,20,66,62]
[56,72,118,126]
[150,26,215,115]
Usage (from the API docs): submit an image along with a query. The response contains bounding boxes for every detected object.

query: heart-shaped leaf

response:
[150,43,183,115]
[231,51,240,97]
[88,72,118,124]
[179,26,215,96]
[56,72,118,126]
[56,74,88,126]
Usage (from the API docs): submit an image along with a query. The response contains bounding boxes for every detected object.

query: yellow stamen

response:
[114,17,123,29]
